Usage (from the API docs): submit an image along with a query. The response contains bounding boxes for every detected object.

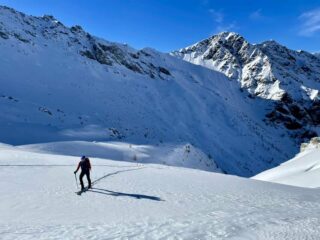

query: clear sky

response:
[0,0,319,53]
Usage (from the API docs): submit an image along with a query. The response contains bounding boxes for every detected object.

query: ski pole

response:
[74,173,79,189]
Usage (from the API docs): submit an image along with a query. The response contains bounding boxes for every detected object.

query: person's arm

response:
[74,162,80,174]
[89,159,92,171]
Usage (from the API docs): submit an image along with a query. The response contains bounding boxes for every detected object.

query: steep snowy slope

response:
[173,32,320,138]
[1,143,320,239]
[0,6,302,176]
[253,137,320,188]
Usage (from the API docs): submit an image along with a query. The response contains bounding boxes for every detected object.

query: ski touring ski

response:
[75,187,89,196]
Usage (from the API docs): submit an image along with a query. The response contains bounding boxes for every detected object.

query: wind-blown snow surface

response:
[0,6,298,176]
[1,142,320,240]
[253,138,320,188]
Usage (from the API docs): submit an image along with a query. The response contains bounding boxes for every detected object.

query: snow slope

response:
[253,137,320,188]
[1,142,320,239]
[0,6,301,176]
[17,141,221,172]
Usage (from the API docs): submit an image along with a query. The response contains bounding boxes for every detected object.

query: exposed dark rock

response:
[158,67,171,75]
[275,105,289,115]
[138,50,151,57]
[92,44,113,65]
[13,33,29,43]
[284,120,302,130]
[0,31,9,39]
[121,61,142,73]
[39,107,52,116]
[300,130,318,139]
[204,47,219,60]
[80,50,95,60]
[42,15,56,22]
[301,66,311,73]
[130,53,139,59]
[288,104,304,120]
[86,33,93,40]
[25,30,36,37]
[98,44,120,54]
[70,25,84,33]
[307,101,320,125]
[109,128,124,139]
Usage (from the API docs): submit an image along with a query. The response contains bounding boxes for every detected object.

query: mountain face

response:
[173,32,320,139]
[0,6,314,177]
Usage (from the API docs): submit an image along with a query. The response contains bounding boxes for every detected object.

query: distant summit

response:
[172,32,320,137]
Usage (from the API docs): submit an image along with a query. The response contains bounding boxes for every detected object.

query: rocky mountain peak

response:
[173,32,320,140]
[216,31,246,43]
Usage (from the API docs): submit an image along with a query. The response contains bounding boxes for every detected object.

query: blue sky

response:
[0,0,319,52]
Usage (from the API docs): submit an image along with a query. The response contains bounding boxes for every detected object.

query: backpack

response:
[80,158,91,171]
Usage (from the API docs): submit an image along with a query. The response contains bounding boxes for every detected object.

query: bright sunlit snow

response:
[1,142,320,239]
[253,138,320,188]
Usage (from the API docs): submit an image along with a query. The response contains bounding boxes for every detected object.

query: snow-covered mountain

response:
[173,32,320,138]
[253,137,320,188]
[2,5,320,239]
[0,6,316,176]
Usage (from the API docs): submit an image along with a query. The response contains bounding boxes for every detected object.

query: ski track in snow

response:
[1,143,320,239]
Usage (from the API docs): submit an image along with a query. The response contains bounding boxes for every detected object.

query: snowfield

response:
[1,142,320,239]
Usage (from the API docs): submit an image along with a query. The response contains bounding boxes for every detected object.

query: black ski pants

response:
[79,170,91,189]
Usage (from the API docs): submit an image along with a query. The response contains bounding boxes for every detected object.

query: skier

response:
[74,156,92,191]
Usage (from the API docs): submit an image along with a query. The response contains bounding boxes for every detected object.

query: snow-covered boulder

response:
[300,137,320,152]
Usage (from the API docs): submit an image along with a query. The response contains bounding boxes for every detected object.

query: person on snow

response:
[74,156,92,190]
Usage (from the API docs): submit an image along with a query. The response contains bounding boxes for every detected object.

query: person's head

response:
[81,156,86,160]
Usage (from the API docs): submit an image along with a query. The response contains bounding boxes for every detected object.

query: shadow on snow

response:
[88,188,164,201]
[89,167,164,201]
